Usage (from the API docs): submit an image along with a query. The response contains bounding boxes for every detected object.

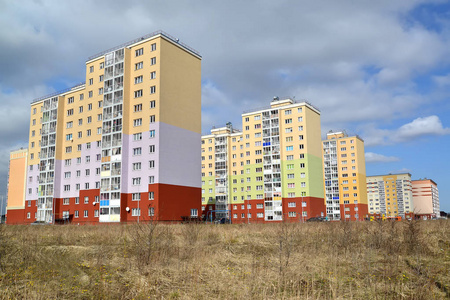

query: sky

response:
[0,0,449,212]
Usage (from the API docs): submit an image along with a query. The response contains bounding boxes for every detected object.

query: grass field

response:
[0,220,449,299]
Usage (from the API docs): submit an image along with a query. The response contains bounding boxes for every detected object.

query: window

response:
[63,198,70,205]
[98,88,103,95]
[89,78,93,85]
[135,75,143,84]
[80,94,84,100]
[150,86,156,94]
[87,116,92,124]
[66,121,73,129]
[287,155,294,160]
[64,185,70,191]
[285,119,292,124]
[298,117,303,122]
[285,109,292,115]
[285,127,293,133]
[150,71,156,79]
[134,104,143,112]
[149,160,155,168]
[287,164,294,169]
[67,109,74,116]
[66,134,73,141]
[88,91,93,98]
[98,101,102,108]
[133,147,142,155]
[132,177,141,185]
[132,162,141,170]
[149,130,156,138]
[65,159,71,166]
[134,90,143,98]
[133,133,142,141]
[151,57,156,65]
[135,62,143,70]
[135,48,143,56]
[288,183,295,188]
[286,146,293,151]
[134,118,142,126]
[84,210,88,218]
[99,75,104,82]
[149,145,155,153]
[65,146,72,153]
[132,208,141,216]
[150,115,155,123]
[191,209,198,217]
[68,97,74,104]
[299,126,303,131]
[132,193,141,201]
[149,191,155,200]
[75,211,79,218]
[148,207,155,216]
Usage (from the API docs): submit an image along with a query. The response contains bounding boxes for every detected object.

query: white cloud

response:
[365,152,400,163]
[362,115,450,146]
[394,115,450,141]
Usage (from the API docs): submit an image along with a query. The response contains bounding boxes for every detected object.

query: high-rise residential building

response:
[201,97,326,223]
[411,179,439,219]
[322,131,368,221]
[6,31,202,224]
[366,173,413,219]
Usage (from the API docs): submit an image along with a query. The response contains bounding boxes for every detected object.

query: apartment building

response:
[322,131,368,221]
[411,179,439,219]
[6,31,202,224]
[366,173,413,219]
[201,97,326,223]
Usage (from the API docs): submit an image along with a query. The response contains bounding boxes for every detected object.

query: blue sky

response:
[0,0,449,212]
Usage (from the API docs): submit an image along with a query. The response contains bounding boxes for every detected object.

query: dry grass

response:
[0,220,449,299]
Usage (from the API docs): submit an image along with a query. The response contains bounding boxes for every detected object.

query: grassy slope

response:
[0,220,449,299]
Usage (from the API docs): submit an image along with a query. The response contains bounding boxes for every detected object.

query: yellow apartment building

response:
[322,131,368,221]
[366,173,413,219]
[201,97,325,223]
[7,31,202,224]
